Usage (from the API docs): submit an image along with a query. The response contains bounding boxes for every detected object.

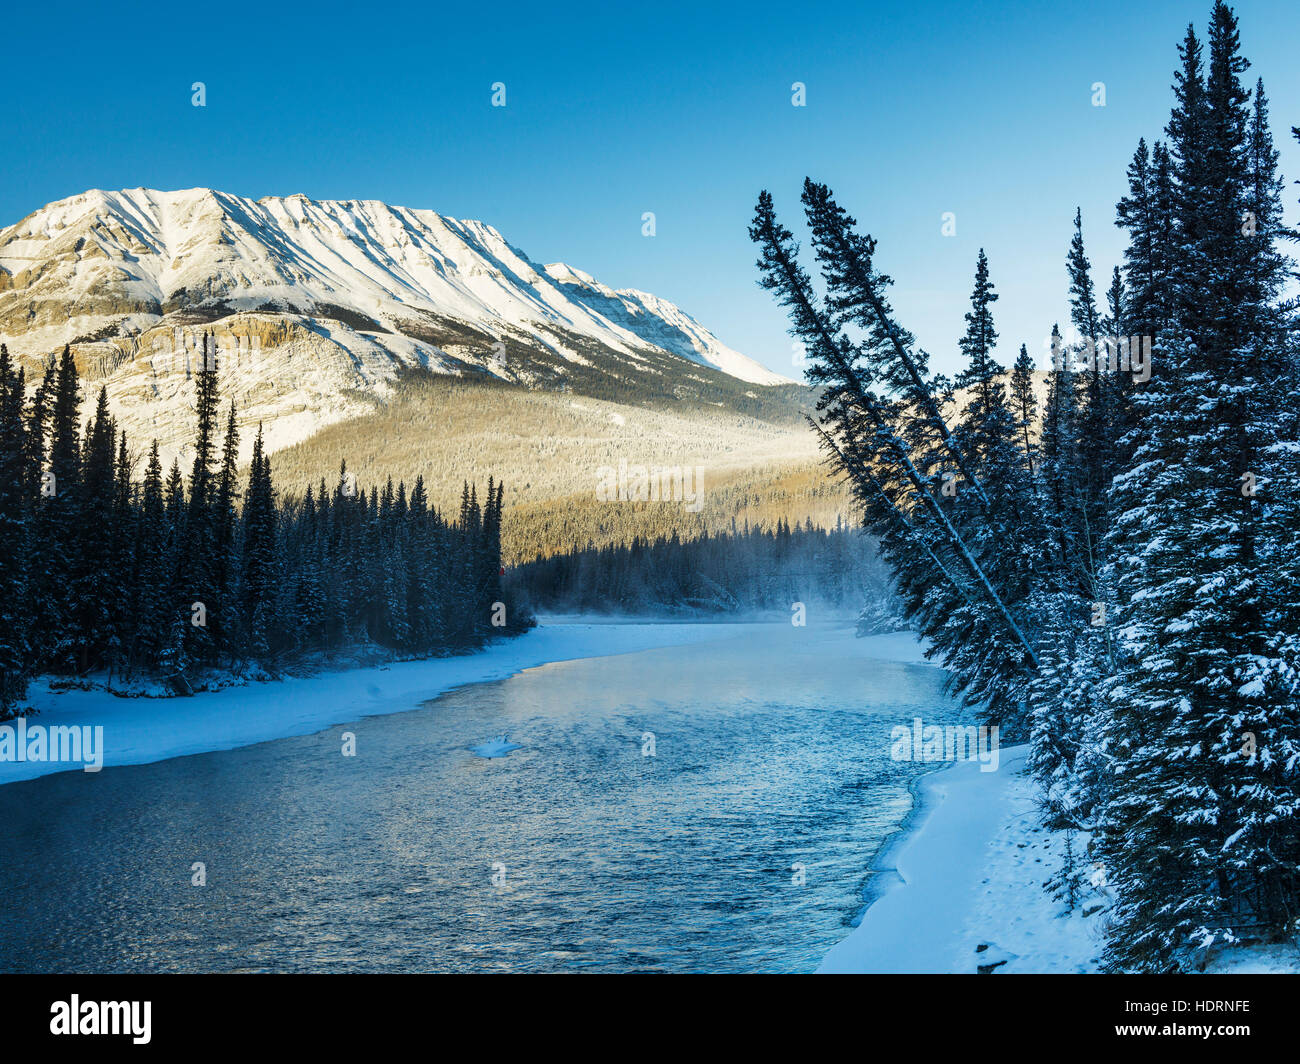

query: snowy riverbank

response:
[819,743,1300,974]
[0,621,760,786]
[820,744,1105,973]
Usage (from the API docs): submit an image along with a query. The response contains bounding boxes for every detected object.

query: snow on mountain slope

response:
[540,263,781,385]
[0,187,789,463]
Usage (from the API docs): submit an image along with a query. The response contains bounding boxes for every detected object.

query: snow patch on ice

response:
[471,735,524,758]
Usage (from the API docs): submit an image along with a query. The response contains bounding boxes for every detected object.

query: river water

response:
[0,623,961,973]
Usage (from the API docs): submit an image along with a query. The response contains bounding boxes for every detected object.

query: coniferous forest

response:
[752,2,1300,971]
[513,518,892,617]
[0,337,527,712]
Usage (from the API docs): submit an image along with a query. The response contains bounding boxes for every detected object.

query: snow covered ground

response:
[819,740,1300,974]
[820,744,1106,973]
[0,621,757,786]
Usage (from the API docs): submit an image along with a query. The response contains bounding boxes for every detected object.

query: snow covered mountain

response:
[0,187,788,461]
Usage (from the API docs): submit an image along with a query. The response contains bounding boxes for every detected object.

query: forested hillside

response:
[271,367,852,561]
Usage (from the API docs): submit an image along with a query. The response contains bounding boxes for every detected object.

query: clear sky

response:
[5,0,1297,377]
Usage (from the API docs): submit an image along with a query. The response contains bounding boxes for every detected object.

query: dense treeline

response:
[0,336,526,708]
[753,2,1300,971]
[512,518,891,616]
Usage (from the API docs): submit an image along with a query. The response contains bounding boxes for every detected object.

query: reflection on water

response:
[0,624,960,973]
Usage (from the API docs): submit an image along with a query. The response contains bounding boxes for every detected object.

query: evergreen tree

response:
[943,250,1046,729]
[242,425,277,660]
[39,346,83,668]
[73,388,118,673]
[1066,209,1117,549]
[1008,344,1038,475]
[131,442,170,674]
[1039,325,1089,599]
[181,333,221,663]
[213,401,241,658]
[953,249,1003,464]
[0,347,29,713]
[1116,138,1167,341]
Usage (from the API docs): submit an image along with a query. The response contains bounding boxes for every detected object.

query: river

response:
[0,622,961,973]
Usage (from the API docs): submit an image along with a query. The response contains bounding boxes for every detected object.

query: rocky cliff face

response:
[0,188,788,465]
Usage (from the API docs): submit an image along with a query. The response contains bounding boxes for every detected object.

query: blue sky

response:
[5,0,1297,377]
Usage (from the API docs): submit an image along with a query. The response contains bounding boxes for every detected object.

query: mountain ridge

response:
[0,186,790,465]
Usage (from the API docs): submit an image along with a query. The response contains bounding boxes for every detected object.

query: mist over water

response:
[0,624,962,973]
